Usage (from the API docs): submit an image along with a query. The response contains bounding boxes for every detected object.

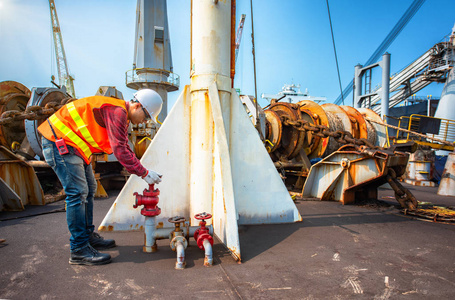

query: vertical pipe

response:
[175,241,186,269]
[190,0,232,224]
[143,216,157,252]
[354,64,362,108]
[230,0,236,87]
[203,239,213,266]
[381,52,391,119]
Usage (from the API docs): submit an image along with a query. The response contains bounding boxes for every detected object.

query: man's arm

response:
[101,105,147,177]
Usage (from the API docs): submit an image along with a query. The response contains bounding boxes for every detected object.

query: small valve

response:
[133,184,161,217]
[168,216,188,270]
[194,212,213,250]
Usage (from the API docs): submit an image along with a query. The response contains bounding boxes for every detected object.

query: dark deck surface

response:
[1,184,454,299]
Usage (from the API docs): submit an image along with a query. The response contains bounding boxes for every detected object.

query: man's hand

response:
[142,169,162,185]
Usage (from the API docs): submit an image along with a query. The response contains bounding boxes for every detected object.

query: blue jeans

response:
[42,137,96,251]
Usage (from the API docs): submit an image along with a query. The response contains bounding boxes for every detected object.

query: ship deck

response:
[1,183,454,299]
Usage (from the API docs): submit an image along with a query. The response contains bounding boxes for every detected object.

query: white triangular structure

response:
[100,86,191,232]
[100,0,301,261]
[100,83,301,260]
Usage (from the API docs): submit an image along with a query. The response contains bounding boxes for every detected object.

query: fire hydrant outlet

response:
[133,184,161,217]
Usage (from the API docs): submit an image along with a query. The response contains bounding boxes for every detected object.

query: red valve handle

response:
[194,212,212,220]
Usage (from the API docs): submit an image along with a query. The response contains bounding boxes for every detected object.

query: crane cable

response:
[250,0,258,124]
[325,0,344,105]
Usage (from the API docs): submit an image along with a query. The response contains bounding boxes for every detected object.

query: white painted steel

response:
[175,241,186,269]
[203,239,213,266]
[302,152,381,203]
[144,216,157,252]
[228,86,302,224]
[437,152,455,196]
[0,176,24,211]
[128,0,177,121]
[189,0,232,225]
[207,82,241,259]
[99,87,191,231]
[435,68,455,123]
[100,0,301,262]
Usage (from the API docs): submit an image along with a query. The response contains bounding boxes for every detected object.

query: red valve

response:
[194,212,212,220]
[193,212,213,250]
[133,184,161,217]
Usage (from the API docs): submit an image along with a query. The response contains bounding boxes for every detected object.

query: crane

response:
[235,14,246,64]
[48,0,75,98]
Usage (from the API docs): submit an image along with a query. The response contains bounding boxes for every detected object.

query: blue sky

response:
[0,0,454,110]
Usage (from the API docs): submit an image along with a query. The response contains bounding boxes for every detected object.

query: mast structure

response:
[49,0,75,97]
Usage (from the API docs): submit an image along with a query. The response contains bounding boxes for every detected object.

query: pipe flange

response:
[197,233,213,250]
[170,235,188,252]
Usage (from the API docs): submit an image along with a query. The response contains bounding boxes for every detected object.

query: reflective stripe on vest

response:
[49,114,92,158]
[66,102,102,150]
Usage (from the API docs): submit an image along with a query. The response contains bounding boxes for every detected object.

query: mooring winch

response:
[263,99,417,210]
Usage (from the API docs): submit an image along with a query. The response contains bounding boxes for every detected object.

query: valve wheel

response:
[168,216,186,224]
[194,212,212,220]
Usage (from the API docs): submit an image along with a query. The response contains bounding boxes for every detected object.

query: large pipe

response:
[354,64,362,108]
[203,239,213,266]
[175,241,186,269]
[381,52,391,118]
[143,216,157,252]
[190,0,232,223]
[154,224,213,240]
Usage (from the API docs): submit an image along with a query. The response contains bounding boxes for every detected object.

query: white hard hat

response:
[133,89,163,123]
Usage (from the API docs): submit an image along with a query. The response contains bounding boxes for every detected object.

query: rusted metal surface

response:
[266,102,305,160]
[302,144,416,209]
[264,101,386,196]
[0,146,44,211]
[264,101,381,163]
[357,108,387,147]
[403,204,455,223]
[25,87,72,159]
[298,100,330,158]
[340,105,368,140]
[438,152,455,196]
[0,176,24,211]
[101,0,300,265]
[0,81,31,150]
[264,110,282,152]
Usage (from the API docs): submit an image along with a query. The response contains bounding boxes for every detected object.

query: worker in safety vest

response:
[38,89,163,265]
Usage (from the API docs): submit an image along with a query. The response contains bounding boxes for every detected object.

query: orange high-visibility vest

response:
[38,96,127,164]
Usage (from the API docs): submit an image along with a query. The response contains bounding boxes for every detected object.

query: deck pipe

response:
[175,240,186,270]
[144,216,158,252]
[203,239,213,266]
[143,224,214,248]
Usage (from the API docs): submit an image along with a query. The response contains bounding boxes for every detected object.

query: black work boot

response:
[69,244,111,265]
[89,232,116,250]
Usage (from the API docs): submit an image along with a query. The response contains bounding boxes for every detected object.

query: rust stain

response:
[108,225,114,231]
[157,222,164,229]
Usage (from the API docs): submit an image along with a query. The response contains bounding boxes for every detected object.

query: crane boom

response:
[235,14,246,64]
[49,0,75,97]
